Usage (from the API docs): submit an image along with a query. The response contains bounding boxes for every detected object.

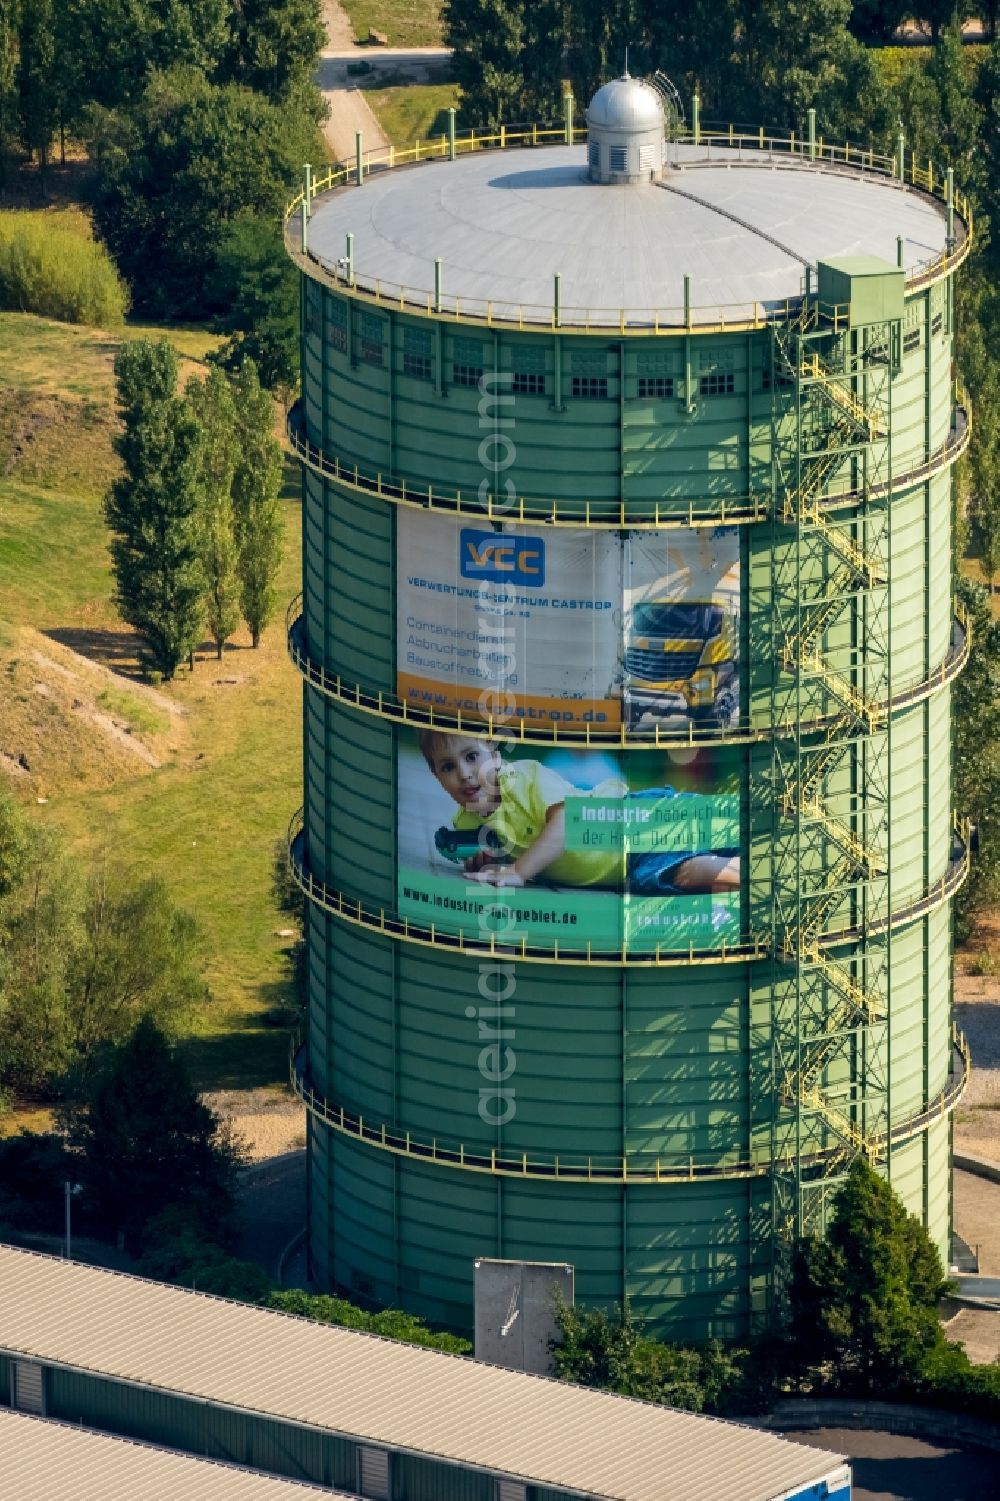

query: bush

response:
[270,1289,471,1353]
[0,210,129,326]
[550,1300,778,1415]
[0,1131,73,1234]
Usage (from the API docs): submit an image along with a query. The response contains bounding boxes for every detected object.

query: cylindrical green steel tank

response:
[285,102,971,1340]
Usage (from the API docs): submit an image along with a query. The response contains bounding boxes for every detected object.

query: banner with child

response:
[396,730,741,952]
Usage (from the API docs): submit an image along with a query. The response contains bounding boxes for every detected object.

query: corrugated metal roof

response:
[306,142,945,317]
[0,1409,355,1500]
[0,1246,848,1501]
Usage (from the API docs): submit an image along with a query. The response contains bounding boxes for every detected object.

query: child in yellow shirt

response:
[417,731,739,894]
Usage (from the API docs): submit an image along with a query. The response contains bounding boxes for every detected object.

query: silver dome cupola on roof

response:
[586,72,665,184]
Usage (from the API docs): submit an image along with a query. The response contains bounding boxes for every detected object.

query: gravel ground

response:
[202,1088,306,1163]
[783,1428,998,1501]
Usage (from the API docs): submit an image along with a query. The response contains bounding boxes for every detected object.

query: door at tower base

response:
[397,734,741,950]
[396,512,741,732]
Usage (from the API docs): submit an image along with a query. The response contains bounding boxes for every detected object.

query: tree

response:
[975,496,1000,593]
[104,338,206,679]
[90,68,324,322]
[566,0,637,109]
[230,359,284,648]
[54,0,230,118]
[924,1,970,43]
[0,1,17,187]
[0,827,79,1094]
[66,860,207,1061]
[0,786,27,902]
[65,1018,240,1245]
[17,0,57,172]
[551,1301,642,1391]
[222,0,325,102]
[208,212,299,393]
[847,0,909,43]
[954,577,1000,930]
[187,367,241,658]
[0,828,208,1096]
[443,0,528,127]
[788,1160,952,1394]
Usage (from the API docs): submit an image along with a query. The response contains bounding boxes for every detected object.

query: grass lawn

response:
[0,309,303,1092]
[366,82,460,147]
[341,0,444,47]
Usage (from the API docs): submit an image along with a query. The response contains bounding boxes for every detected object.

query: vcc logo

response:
[459,529,545,587]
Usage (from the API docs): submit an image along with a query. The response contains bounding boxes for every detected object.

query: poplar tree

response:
[104,339,205,679]
[187,367,241,659]
[230,359,284,649]
[17,0,56,171]
[0,1,17,187]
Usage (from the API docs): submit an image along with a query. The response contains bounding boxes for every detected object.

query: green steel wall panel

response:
[393,1453,494,1501]
[311,1129,771,1340]
[297,255,963,1342]
[306,909,752,1167]
[45,1368,357,1487]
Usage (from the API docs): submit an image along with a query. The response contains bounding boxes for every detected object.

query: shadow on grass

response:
[281,458,299,502]
[43,624,144,677]
[175,1014,291,1093]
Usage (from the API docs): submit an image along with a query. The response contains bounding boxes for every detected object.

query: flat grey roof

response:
[306,143,946,322]
[0,1245,848,1501]
[0,1409,353,1500]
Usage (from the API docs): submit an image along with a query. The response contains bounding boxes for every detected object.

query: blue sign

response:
[459,530,545,586]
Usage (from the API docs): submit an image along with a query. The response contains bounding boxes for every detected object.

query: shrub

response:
[0,210,129,326]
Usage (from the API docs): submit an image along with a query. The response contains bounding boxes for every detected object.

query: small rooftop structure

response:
[0,1409,352,1501]
[0,1245,850,1501]
[586,74,664,184]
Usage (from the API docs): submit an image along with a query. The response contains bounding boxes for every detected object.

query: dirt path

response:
[317,0,390,162]
[322,0,355,49]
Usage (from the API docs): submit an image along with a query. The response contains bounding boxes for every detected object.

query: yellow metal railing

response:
[285,412,766,530]
[798,351,888,439]
[788,649,884,732]
[286,124,972,333]
[286,809,761,968]
[287,598,969,748]
[287,809,970,964]
[800,944,884,1021]
[287,397,969,530]
[288,1031,969,1185]
[796,796,884,878]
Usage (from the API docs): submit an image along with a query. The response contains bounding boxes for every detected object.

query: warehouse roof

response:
[0,1409,355,1501]
[305,142,947,322]
[0,1246,847,1501]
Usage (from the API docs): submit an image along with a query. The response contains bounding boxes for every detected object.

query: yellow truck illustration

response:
[623,599,739,729]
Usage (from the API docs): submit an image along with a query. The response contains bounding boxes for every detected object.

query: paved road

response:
[954,1168,1000,1275]
[955,1274,1000,1304]
[314,0,448,174]
[319,47,452,63]
[786,1428,998,1501]
[235,1151,306,1283]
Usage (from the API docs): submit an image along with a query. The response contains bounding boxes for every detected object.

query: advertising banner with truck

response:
[397,730,741,951]
[396,513,741,732]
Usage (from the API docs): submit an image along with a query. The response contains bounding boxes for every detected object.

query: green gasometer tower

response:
[284,78,972,1339]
